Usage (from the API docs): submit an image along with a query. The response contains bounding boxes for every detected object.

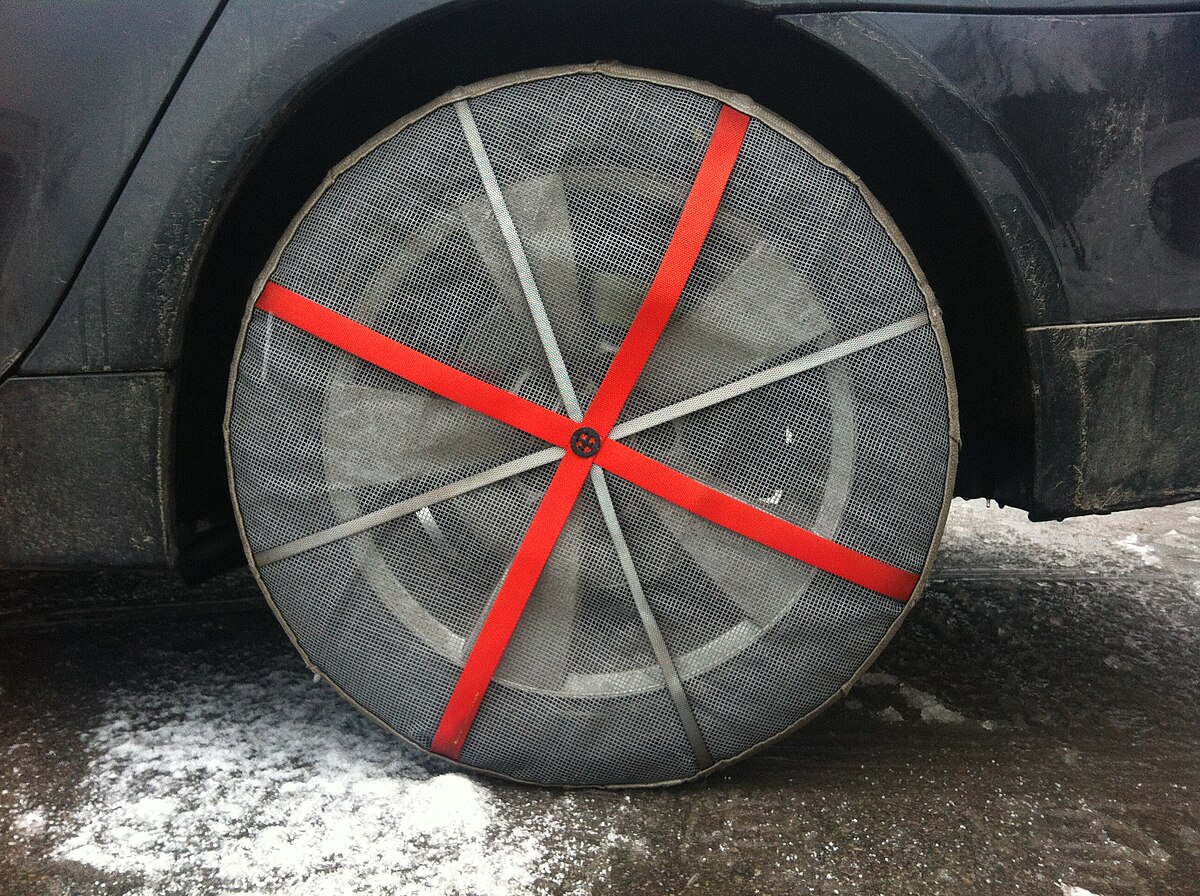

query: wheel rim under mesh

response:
[225,64,957,787]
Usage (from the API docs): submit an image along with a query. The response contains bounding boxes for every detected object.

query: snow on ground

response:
[1059,885,1105,896]
[849,499,1200,734]
[11,498,1198,894]
[937,498,1200,575]
[857,672,980,727]
[49,656,631,896]
[13,808,48,837]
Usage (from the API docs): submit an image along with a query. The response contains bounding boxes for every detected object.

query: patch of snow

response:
[898,684,967,725]
[937,498,1186,573]
[858,671,898,687]
[1115,534,1161,567]
[51,657,628,895]
[13,808,47,836]
[858,672,969,725]
[1060,884,1105,896]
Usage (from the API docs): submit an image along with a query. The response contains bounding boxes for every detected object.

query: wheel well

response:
[174,0,1034,576]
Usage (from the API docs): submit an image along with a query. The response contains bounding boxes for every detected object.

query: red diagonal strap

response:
[596,440,919,601]
[583,105,750,437]
[256,282,576,449]
[430,455,592,758]
[431,105,749,760]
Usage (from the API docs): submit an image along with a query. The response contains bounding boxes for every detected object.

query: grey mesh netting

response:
[225,64,958,787]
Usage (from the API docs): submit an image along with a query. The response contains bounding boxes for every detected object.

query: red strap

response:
[256,282,575,449]
[430,105,751,759]
[583,106,750,437]
[596,440,918,601]
[431,455,592,759]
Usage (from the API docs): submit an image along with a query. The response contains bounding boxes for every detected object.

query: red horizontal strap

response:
[431,455,593,760]
[256,282,576,450]
[596,439,919,601]
[583,105,750,437]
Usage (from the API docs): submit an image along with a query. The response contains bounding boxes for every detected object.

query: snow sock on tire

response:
[225,64,958,786]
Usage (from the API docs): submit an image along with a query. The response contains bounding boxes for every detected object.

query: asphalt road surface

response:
[1,499,1197,896]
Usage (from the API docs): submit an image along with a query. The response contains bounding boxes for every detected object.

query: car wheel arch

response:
[172,0,1035,576]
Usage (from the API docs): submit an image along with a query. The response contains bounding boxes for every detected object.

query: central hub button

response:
[570,426,602,458]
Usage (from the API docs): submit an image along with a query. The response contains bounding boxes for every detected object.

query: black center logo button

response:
[570,427,602,458]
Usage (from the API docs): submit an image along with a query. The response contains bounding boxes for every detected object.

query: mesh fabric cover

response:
[226,65,956,786]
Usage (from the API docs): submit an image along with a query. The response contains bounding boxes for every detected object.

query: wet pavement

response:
[0,499,1197,896]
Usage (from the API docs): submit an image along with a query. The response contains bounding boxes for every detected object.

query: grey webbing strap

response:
[611,313,929,441]
[456,99,584,422]
[589,466,715,769]
[253,447,564,566]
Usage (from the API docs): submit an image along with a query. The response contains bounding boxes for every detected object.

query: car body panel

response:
[23,6,1200,372]
[0,373,170,567]
[1028,318,1200,517]
[787,11,1200,327]
[17,0,454,375]
[0,0,222,377]
[781,10,1200,518]
[863,11,1200,325]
